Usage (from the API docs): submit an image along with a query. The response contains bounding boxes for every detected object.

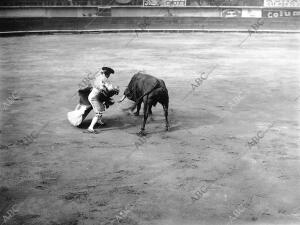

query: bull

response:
[119,72,169,136]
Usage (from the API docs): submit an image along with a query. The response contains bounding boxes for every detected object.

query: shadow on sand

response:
[75,107,221,136]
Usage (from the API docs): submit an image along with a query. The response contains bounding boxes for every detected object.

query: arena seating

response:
[0,0,263,6]
[1,0,298,34]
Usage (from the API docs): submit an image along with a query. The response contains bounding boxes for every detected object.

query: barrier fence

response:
[1,17,299,33]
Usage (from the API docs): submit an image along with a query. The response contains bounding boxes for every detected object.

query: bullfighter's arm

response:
[93,74,110,91]
[103,81,114,91]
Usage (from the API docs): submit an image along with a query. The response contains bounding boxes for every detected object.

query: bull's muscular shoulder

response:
[134,72,157,80]
[131,73,159,85]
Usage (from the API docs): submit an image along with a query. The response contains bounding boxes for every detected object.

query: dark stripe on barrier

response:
[0,17,299,35]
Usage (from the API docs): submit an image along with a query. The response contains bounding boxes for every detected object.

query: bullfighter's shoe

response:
[85,129,98,134]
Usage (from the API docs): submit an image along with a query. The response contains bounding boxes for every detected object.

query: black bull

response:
[121,73,169,135]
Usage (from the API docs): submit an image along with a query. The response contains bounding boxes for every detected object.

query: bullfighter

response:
[87,66,115,133]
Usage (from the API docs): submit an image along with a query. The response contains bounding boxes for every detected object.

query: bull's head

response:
[119,87,132,103]
[124,87,133,98]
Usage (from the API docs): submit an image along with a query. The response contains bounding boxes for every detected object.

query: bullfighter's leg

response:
[96,111,105,125]
[163,103,169,131]
[88,113,102,133]
[134,102,142,116]
[87,91,105,133]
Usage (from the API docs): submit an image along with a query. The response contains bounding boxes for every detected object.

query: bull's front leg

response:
[163,104,169,131]
[134,102,142,116]
[138,98,149,136]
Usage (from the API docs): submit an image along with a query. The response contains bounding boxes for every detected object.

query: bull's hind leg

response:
[163,103,169,131]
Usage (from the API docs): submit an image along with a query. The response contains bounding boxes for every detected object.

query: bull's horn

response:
[118,95,126,103]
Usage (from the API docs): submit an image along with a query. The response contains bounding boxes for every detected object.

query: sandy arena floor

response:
[0,33,300,225]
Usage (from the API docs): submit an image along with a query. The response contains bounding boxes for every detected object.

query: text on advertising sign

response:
[144,0,186,6]
[222,9,242,17]
[263,9,300,17]
[264,0,300,7]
